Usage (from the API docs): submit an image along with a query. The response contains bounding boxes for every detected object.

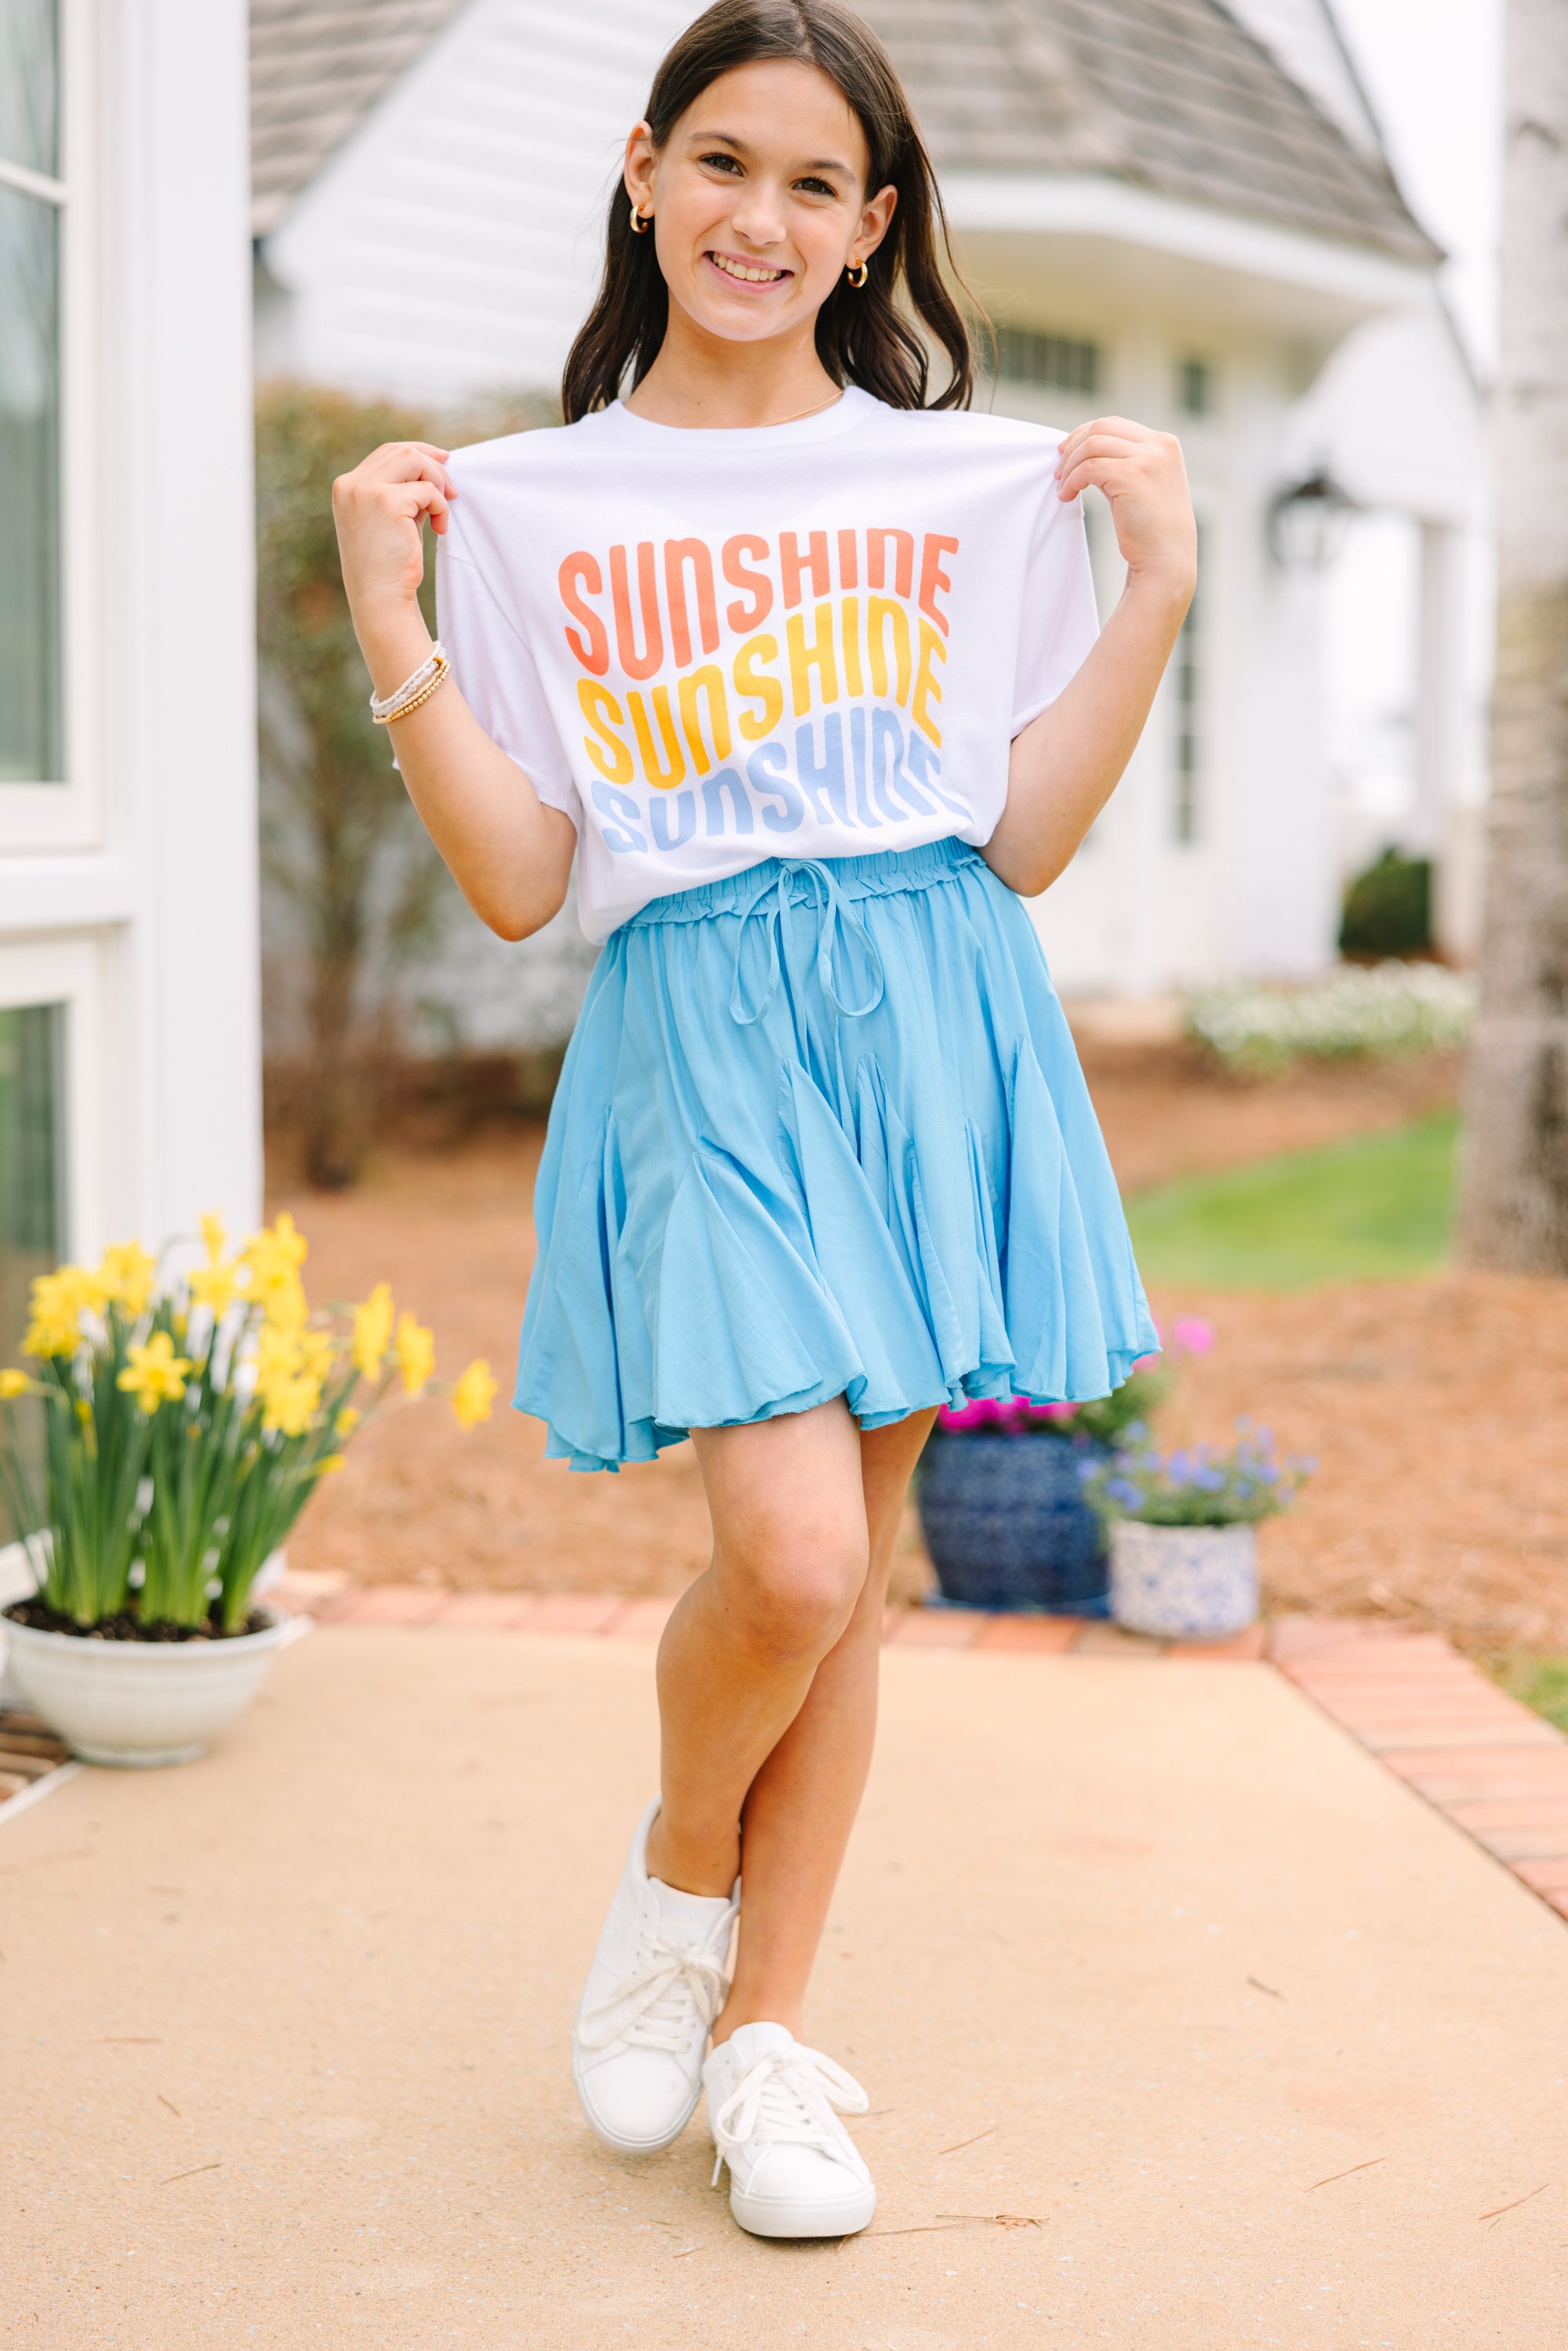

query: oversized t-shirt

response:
[437,387,1099,942]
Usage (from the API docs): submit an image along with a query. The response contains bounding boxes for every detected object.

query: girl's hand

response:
[1055,415,1196,608]
[332,440,457,625]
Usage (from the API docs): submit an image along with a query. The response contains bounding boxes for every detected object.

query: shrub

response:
[1341,847,1432,960]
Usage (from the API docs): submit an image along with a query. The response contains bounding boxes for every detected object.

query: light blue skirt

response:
[517,839,1157,1471]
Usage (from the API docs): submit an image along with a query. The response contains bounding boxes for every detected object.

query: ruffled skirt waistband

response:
[515,842,1157,1470]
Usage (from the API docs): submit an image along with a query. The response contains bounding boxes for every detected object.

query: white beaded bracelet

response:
[370,642,450,725]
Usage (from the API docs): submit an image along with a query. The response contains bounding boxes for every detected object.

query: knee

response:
[721,1529,869,1663]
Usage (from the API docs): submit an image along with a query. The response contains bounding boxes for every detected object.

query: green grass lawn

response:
[1491,1655,1568,1735]
[1125,1111,1458,1290]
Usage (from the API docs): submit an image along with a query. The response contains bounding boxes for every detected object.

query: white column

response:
[1413,521,1465,856]
[99,0,261,1248]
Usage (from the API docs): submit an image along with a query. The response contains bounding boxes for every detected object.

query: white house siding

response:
[252,0,1482,1018]
[259,0,691,401]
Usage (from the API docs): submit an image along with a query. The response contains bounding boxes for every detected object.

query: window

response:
[1,0,64,785]
[1178,358,1214,418]
[1173,527,1204,844]
[994,327,1100,396]
[0,1004,64,1355]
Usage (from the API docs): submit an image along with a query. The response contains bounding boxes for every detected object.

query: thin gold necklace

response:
[764,389,846,426]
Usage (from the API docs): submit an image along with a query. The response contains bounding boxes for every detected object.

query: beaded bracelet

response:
[370,643,450,725]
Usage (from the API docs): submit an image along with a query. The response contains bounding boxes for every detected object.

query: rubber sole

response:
[728,2181,877,2240]
[570,2037,702,2156]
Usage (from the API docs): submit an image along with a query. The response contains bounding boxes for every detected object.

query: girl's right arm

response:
[332,439,577,942]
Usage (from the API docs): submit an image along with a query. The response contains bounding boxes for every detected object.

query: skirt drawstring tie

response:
[728,859,886,1028]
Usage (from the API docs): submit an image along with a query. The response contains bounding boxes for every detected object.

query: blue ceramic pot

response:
[916,1432,1110,1614]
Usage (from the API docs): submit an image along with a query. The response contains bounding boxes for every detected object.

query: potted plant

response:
[1081,1421,1313,1639]
[0,1214,497,1765]
[916,1320,1214,1613]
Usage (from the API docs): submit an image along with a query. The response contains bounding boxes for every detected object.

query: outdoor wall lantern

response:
[1265,467,1358,571]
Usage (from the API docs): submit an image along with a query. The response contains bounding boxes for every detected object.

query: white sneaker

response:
[571,1798,739,2154]
[703,2022,877,2238]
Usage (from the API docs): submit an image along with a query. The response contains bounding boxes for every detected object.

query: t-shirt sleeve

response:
[1010,468,1102,738]
[435,541,580,825]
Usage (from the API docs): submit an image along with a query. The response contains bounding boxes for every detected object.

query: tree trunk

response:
[1458,0,1568,1272]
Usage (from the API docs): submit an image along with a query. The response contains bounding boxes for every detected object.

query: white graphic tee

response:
[438,388,1099,941]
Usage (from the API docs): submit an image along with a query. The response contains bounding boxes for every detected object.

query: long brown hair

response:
[561,0,974,422]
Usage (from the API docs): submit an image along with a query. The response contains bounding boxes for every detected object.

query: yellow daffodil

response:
[117,1331,193,1414]
[255,1323,302,1387]
[240,1214,310,1330]
[314,1453,346,1476]
[299,1328,337,1383]
[24,1264,107,1359]
[200,1211,227,1263]
[258,1373,321,1438]
[352,1283,394,1380]
[336,1405,361,1435]
[394,1311,434,1398]
[96,1241,158,1318]
[187,1257,239,1317]
[452,1359,498,1429]
[0,1368,32,1399]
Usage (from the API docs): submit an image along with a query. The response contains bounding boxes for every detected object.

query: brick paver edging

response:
[281,1581,1568,1927]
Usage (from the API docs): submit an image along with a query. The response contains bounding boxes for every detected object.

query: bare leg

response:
[644,1398,874,1899]
[712,1410,935,2044]
[643,1396,936,2039]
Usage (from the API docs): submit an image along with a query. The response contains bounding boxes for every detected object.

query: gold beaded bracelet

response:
[372,653,451,725]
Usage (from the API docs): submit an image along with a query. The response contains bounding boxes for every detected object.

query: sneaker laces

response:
[577,1911,736,2055]
[710,2043,869,2186]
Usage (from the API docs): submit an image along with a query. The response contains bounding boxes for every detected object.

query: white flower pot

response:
[1109,1519,1258,1641]
[1,1606,310,1767]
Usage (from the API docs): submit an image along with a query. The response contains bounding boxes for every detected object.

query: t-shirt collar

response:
[593,385,878,452]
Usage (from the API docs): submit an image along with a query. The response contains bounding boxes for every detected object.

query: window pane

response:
[0,183,62,783]
[0,0,59,179]
[0,1004,65,1517]
[995,328,1100,396]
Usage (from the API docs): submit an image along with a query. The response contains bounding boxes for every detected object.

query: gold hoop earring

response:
[630,200,652,234]
[847,259,869,288]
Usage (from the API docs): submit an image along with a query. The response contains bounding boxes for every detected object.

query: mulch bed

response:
[268,1041,1568,1656]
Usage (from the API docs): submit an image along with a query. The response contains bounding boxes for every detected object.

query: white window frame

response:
[0,0,101,849]
[0,935,107,1264]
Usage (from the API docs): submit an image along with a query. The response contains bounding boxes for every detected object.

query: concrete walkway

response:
[4,1626,1566,2349]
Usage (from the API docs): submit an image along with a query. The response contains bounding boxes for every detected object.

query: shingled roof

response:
[856,0,1436,263]
[250,0,1437,267]
[251,0,466,236]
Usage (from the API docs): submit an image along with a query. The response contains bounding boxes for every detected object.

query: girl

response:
[333,0,1193,2244]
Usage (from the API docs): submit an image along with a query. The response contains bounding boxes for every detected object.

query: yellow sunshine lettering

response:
[866,597,911,707]
[913,619,946,747]
[677,665,732,775]
[732,633,784,741]
[628,684,686,788]
[840,596,864,698]
[577,679,633,785]
[786,602,839,718]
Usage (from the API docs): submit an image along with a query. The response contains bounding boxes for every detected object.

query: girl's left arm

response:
[982,417,1197,898]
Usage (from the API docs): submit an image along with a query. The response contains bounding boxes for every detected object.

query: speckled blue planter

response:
[1109,1519,1258,1639]
[916,1433,1109,1614]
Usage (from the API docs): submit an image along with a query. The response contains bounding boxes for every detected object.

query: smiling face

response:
[625,59,897,350]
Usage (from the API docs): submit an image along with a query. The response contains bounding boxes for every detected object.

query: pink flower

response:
[937,1397,1007,1431]
[1131,1352,1161,1376]
[1170,1315,1214,1355]
[1025,1399,1078,1422]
